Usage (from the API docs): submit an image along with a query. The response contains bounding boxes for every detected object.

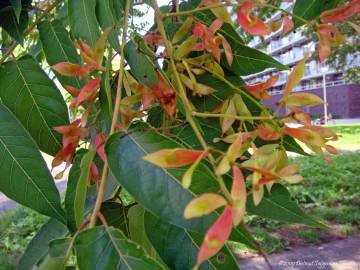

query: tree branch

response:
[89,0,131,227]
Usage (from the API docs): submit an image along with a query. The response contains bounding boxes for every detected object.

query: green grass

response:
[245,152,360,253]
[329,133,360,151]
[0,207,48,269]
[326,123,360,134]
[326,124,360,150]
[296,123,360,152]
[252,228,288,253]
[335,225,358,236]
[288,152,360,207]
[313,206,360,225]
[297,229,320,244]
[289,152,360,227]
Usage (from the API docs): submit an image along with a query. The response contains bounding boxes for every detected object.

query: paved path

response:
[238,234,360,270]
[331,118,360,125]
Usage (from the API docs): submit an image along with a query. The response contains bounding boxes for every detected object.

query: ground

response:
[239,234,360,270]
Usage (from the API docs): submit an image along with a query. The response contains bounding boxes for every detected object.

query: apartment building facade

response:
[245,7,360,118]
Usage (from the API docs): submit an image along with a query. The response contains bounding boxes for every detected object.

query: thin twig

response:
[89,0,131,227]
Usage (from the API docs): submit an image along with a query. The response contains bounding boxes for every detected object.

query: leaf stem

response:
[0,0,64,65]
[89,0,131,227]
[152,0,232,201]
[192,111,273,120]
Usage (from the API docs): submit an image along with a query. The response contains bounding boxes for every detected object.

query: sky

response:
[134,0,174,33]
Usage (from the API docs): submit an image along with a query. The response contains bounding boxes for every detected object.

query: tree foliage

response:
[0,0,355,269]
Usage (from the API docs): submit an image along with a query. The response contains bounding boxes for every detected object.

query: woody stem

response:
[152,0,232,201]
[89,0,131,227]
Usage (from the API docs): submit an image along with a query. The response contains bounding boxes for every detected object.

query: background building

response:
[244,4,360,118]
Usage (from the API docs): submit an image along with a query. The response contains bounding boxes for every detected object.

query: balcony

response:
[269,79,345,95]
[266,33,307,55]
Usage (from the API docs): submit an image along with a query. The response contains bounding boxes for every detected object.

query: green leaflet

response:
[35,238,72,270]
[38,19,83,89]
[190,73,245,113]
[98,53,113,132]
[0,103,65,223]
[293,0,340,27]
[0,6,28,44]
[75,151,96,227]
[106,127,218,233]
[127,204,167,267]
[65,150,96,231]
[18,219,68,269]
[74,226,166,269]
[128,205,154,255]
[98,202,130,236]
[66,149,120,232]
[112,0,124,20]
[247,184,326,228]
[68,0,100,47]
[145,211,241,270]
[95,0,121,50]
[225,44,289,76]
[66,151,87,232]
[10,0,21,22]
[171,118,228,152]
[124,40,157,87]
[282,135,310,156]
[0,55,69,155]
